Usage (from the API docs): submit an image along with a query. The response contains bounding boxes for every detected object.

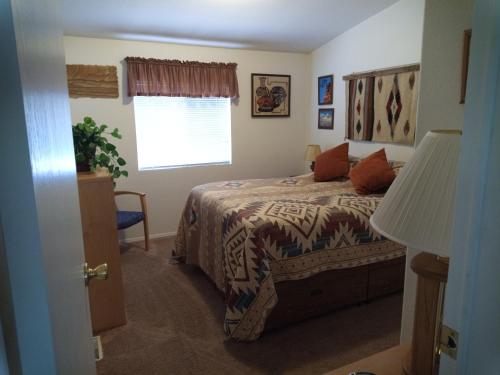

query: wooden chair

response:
[114,191,150,251]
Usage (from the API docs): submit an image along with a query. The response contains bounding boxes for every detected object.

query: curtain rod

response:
[342,63,420,81]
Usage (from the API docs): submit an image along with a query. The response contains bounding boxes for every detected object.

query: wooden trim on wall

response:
[342,63,420,81]
[67,64,119,98]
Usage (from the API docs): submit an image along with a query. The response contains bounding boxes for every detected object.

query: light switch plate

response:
[439,325,459,360]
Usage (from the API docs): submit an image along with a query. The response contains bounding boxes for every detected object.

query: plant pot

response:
[76,161,91,172]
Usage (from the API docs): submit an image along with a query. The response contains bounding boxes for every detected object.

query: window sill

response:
[138,161,231,171]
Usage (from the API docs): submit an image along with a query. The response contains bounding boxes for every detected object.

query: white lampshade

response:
[370,130,462,257]
[305,144,321,161]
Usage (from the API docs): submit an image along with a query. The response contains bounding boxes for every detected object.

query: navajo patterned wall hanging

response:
[343,64,420,145]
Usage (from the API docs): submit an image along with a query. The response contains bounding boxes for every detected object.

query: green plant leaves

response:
[75,153,86,163]
[105,143,116,152]
[111,128,122,139]
[98,153,110,164]
[112,167,121,179]
[72,116,128,181]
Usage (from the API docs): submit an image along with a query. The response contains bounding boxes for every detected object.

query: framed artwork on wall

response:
[251,73,291,117]
[460,29,472,104]
[318,108,334,130]
[318,74,333,105]
[343,63,420,145]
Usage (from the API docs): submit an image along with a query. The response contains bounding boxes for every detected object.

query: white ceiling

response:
[62,0,399,53]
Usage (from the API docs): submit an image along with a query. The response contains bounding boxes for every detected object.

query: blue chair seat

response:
[117,210,145,230]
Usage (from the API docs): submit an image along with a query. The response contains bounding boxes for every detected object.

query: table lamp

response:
[305,144,321,171]
[370,129,462,375]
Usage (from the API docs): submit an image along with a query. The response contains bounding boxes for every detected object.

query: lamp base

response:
[310,161,315,171]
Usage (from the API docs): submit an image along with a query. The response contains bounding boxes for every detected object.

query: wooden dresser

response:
[77,172,126,333]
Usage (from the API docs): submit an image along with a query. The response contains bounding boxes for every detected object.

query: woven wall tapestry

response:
[344,64,420,145]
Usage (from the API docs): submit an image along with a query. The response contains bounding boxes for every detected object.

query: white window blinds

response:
[133,96,232,170]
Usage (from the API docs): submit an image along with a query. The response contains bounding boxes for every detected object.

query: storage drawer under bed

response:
[265,256,405,331]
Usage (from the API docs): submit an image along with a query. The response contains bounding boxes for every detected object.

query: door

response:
[439,0,500,373]
[0,0,95,373]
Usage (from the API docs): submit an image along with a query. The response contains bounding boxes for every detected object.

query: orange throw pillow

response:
[314,143,350,182]
[349,149,396,195]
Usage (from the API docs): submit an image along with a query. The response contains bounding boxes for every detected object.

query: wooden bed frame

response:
[265,256,406,331]
[188,254,406,334]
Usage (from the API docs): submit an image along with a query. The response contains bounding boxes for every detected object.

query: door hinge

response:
[439,324,459,359]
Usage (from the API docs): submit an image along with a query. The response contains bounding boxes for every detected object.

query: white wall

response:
[307,0,425,163]
[415,0,475,143]
[306,0,474,347]
[400,0,475,346]
[64,36,310,240]
[307,0,425,345]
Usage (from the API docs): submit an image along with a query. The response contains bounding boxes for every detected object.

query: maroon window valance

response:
[125,57,239,98]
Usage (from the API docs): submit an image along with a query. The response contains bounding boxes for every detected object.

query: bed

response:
[174,164,406,341]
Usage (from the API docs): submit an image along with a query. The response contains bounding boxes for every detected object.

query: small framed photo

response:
[318,108,334,130]
[251,73,291,117]
[460,29,472,104]
[318,75,334,105]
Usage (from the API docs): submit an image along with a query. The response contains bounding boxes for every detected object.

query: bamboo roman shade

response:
[125,57,239,98]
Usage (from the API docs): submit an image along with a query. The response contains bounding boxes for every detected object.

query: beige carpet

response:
[97,237,402,375]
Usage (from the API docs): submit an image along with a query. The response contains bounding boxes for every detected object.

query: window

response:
[133,96,231,170]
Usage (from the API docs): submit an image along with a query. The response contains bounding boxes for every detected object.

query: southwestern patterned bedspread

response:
[174,173,405,341]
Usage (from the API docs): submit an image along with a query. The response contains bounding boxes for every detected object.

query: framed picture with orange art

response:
[251,73,291,117]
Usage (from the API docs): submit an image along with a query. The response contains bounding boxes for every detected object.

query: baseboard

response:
[121,231,176,244]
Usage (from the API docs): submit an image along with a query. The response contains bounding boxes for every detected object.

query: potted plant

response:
[72,116,128,179]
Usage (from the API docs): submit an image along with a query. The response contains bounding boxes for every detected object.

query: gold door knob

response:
[83,262,108,285]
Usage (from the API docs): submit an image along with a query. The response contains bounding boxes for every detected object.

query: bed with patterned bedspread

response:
[174,171,405,341]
